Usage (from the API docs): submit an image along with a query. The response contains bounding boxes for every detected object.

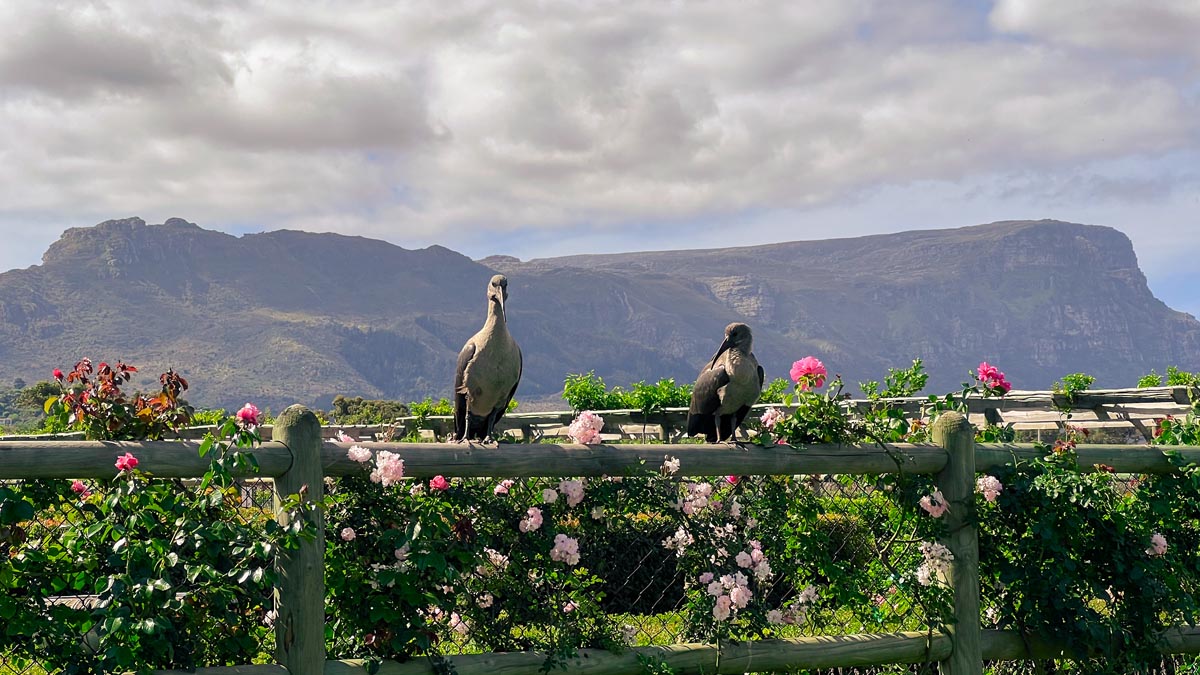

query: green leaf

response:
[198,436,214,458]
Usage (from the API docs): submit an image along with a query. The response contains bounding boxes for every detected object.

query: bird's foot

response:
[723,438,753,451]
[480,436,500,446]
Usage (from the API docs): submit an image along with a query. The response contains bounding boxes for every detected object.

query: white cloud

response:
[0,0,1196,272]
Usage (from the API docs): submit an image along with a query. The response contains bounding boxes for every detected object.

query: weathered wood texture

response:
[0,440,293,478]
[387,386,1197,440]
[975,443,1200,473]
[324,632,953,674]
[152,662,288,667]
[272,406,326,675]
[322,441,948,478]
[980,627,1200,659]
[934,412,982,675]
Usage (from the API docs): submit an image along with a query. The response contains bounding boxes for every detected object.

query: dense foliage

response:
[4,358,1200,674]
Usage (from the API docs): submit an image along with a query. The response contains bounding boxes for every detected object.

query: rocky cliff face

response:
[0,218,1195,411]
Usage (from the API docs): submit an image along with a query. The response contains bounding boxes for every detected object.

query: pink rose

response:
[789,356,827,390]
[976,362,1012,394]
[71,480,91,498]
[115,452,139,472]
[430,475,450,491]
[236,402,261,428]
[52,368,64,381]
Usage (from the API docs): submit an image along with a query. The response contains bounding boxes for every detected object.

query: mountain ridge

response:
[0,218,1195,411]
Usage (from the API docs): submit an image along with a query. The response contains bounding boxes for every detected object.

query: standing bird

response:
[687,323,764,443]
[453,275,522,443]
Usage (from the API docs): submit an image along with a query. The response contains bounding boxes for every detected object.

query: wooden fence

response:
[387,386,1196,443]
[3,405,1200,674]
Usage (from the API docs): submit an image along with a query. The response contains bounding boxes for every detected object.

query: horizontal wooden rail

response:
[0,440,294,479]
[980,627,1200,659]
[148,632,952,675]
[149,627,1200,674]
[8,440,1200,481]
[976,443,1200,473]
[321,441,947,478]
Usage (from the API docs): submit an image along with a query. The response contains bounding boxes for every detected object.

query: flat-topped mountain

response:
[0,218,1195,411]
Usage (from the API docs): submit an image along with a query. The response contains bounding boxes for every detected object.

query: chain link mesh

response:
[0,477,279,674]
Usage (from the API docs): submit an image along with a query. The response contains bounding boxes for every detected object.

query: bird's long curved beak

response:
[498,290,506,318]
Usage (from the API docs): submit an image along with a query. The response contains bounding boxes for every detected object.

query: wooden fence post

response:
[273,405,325,675]
[933,410,982,675]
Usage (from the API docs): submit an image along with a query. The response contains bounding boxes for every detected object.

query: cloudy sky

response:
[1,0,1197,315]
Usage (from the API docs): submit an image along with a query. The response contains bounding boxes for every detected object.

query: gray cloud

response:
[0,0,1196,270]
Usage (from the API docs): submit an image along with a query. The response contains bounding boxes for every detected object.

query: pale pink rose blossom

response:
[713,595,733,621]
[590,506,606,520]
[340,527,356,541]
[699,572,715,584]
[519,507,543,532]
[662,455,681,475]
[347,445,372,463]
[1147,533,1168,557]
[559,479,585,507]
[729,585,752,609]
[706,580,724,597]
[477,593,494,609]
[335,430,355,442]
[567,411,605,444]
[374,451,405,486]
[542,488,558,504]
[976,475,1003,503]
[759,408,786,429]
[550,533,581,565]
[562,601,578,613]
[735,551,753,568]
[919,490,949,518]
[394,544,411,562]
[494,479,514,495]
[766,609,785,625]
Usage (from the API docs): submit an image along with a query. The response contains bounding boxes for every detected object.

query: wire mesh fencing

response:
[0,476,280,674]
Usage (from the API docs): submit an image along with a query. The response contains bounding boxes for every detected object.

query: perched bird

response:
[687,323,764,443]
[453,275,522,442]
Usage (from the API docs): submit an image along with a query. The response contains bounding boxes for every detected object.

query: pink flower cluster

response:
[476,548,510,576]
[430,475,450,491]
[567,411,605,444]
[71,480,92,499]
[976,475,1003,503]
[662,455,681,475]
[369,450,405,486]
[558,479,585,506]
[494,479,514,495]
[919,490,949,518]
[347,445,372,463]
[662,526,695,555]
[976,362,1012,394]
[235,403,261,428]
[916,542,955,586]
[675,481,715,515]
[735,540,773,581]
[705,572,753,622]
[334,430,355,442]
[340,527,356,541]
[550,533,581,565]
[519,506,543,532]
[759,408,786,429]
[789,356,827,390]
[1147,533,1168,557]
[115,452,139,472]
[766,585,819,625]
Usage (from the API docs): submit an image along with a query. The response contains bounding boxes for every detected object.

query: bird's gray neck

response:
[484,302,507,331]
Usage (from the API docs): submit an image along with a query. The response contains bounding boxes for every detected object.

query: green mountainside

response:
[0,218,1195,411]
